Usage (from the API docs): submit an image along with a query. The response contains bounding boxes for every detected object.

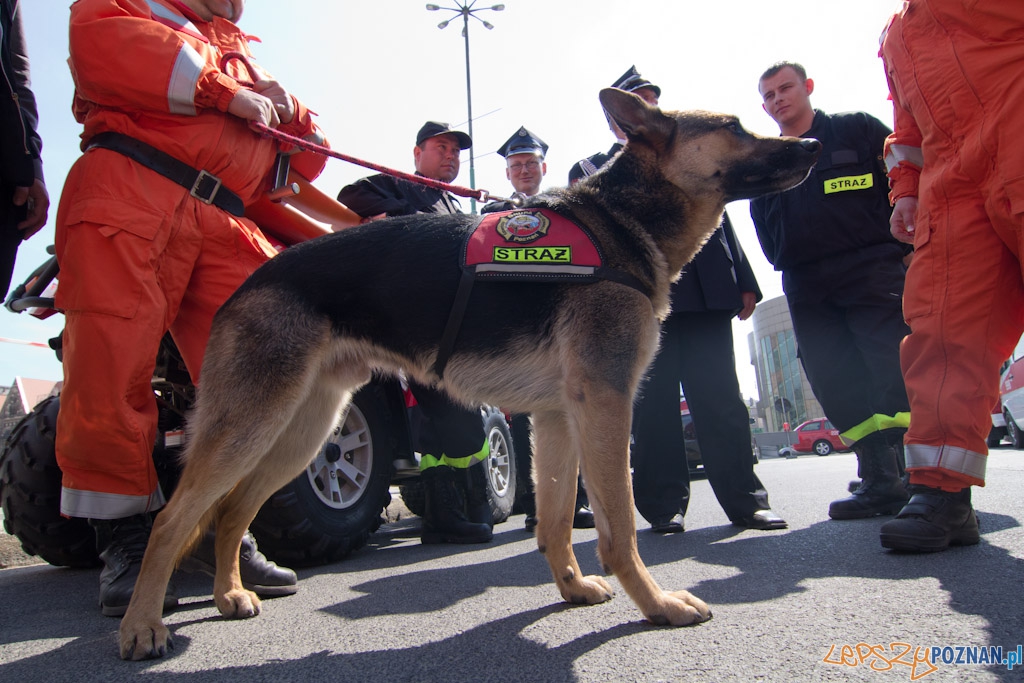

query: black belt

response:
[84,132,245,217]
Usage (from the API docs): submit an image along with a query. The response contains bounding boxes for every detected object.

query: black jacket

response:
[568,143,623,185]
[1,0,42,187]
[749,110,904,272]
[337,173,460,218]
[671,213,761,315]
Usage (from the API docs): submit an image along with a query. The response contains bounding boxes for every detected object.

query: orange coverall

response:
[54,0,326,519]
[880,1,1024,491]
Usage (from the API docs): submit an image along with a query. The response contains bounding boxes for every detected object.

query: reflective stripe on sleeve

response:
[167,42,204,116]
[884,144,923,172]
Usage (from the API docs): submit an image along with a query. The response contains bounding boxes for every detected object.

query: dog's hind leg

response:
[208,381,356,620]
[572,384,711,627]
[532,410,614,606]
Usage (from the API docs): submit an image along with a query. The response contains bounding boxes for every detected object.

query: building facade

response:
[747,296,824,432]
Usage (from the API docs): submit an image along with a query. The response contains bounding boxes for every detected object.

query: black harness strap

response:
[432,268,478,378]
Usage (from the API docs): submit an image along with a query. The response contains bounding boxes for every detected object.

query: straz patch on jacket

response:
[824,173,874,194]
[464,209,603,280]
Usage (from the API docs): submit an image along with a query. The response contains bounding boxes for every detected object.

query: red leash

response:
[219,51,507,205]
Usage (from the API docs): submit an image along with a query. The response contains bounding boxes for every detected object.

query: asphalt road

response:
[1,450,1022,682]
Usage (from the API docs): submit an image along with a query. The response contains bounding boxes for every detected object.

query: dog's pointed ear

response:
[599,88,673,148]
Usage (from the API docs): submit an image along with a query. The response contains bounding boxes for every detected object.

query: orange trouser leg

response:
[901,169,1024,490]
[167,205,275,381]
[53,196,196,519]
[53,157,274,519]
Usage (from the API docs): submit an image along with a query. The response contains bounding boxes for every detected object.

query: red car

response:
[790,418,849,456]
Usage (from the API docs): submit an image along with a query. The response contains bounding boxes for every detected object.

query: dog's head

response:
[599,88,820,203]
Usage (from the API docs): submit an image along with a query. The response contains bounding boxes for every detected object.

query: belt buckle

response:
[190,170,222,205]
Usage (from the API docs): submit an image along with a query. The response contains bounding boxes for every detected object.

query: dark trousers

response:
[1,182,28,299]
[510,413,588,517]
[408,381,487,468]
[786,257,910,435]
[632,310,769,524]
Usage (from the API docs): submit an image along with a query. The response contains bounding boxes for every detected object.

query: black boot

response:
[90,514,178,617]
[880,485,979,552]
[828,438,909,520]
[180,530,297,597]
[464,461,495,528]
[421,465,492,544]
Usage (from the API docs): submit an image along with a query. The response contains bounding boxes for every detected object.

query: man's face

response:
[631,86,659,107]
[759,66,812,129]
[414,134,462,182]
[505,152,546,196]
[180,0,244,21]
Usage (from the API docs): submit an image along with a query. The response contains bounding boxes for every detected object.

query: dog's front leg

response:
[532,411,614,606]
[572,385,712,627]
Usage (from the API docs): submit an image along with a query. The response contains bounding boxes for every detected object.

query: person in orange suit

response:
[879,0,1024,552]
[54,0,327,614]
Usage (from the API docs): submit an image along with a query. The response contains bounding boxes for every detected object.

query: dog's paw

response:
[215,589,262,619]
[119,620,172,661]
[644,590,713,627]
[560,573,615,605]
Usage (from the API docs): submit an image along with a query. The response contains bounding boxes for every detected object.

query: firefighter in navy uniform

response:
[338,121,493,545]
[750,61,912,520]
[481,127,596,531]
[568,66,659,184]
[573,67,785,533]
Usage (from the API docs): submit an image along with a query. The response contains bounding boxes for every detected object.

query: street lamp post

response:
[426,2,504,213]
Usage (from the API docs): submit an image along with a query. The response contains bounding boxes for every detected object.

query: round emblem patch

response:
[495,210,551,244]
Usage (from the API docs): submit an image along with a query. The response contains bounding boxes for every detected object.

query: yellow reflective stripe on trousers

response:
[840,412,911,444]
[419,439,490,471]
[905,444,987,481]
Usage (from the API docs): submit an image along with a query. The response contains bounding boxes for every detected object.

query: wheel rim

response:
[486,424,512,498]
[816,441,831,455]
[305,403,374,510]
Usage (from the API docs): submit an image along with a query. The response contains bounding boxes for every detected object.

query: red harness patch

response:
[464,209,604,281]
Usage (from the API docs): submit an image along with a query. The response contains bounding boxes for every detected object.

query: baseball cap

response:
[416,121,473,149]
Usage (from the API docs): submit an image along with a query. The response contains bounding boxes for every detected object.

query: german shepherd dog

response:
[118,88,820,660]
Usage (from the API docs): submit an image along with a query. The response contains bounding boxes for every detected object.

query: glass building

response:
[747,295,824,432]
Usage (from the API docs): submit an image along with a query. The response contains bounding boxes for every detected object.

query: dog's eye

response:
[724,122,746,137]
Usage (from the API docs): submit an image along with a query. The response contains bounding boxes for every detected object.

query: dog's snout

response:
[800,139,822,154]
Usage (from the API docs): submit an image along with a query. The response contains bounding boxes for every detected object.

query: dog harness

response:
[433,208,652,377]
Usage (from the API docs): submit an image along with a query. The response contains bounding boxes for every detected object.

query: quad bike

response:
[0,169,516,569]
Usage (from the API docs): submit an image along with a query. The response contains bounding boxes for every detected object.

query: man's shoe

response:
[650,513,685,534]
[181,530,297,597]
[880,485,980,552]
[573,506,596,529]
[90,514,178,618]
[732,510,788,530]
[523,515,537,532]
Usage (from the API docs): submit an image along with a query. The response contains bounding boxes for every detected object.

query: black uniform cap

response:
[497,126,549,158]
[611,65,661,98]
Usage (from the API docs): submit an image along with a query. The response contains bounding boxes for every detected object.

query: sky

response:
[1,0,904,402]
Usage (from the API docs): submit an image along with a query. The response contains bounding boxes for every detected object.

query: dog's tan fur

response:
[117,89,819,660]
